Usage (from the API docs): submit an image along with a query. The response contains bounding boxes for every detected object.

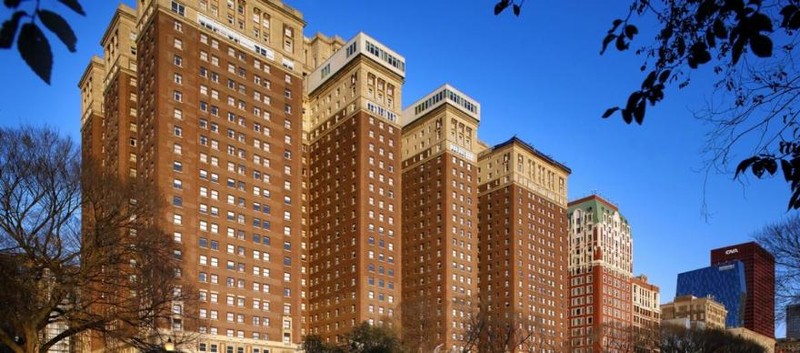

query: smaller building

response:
[632,275,661,330]
[776,338,800,353]
[661,295,728,330]
[727,327,775,353]
[788,304,800,339]
[632,275,660,353]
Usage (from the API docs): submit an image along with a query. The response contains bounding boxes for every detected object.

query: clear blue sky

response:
[0,0,792,336]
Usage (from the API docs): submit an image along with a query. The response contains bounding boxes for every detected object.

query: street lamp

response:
[433,343,443,353]
[164,338,175,352]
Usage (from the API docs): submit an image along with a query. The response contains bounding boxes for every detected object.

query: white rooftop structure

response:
[305,32,405,94]
[401,84,480,126]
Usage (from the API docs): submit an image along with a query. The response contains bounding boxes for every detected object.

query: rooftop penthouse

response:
[305,32,405,94]
[402,84,480,126]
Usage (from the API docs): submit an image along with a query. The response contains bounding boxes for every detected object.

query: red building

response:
[710,242,775,338]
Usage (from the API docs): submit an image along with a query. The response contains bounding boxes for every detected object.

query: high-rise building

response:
[788,304,800,339]
[675,260,747,329]
[79,4,137,182]
[631,275,660,336]
[299,32,346,339]
[660,295,728,330]
[711,242,775,337]
[82,0,590,351]
[400,85,480,352]
[567,195,633,353]
[304,33,405,342]
[477,137,571,353]
[81,0,311,351]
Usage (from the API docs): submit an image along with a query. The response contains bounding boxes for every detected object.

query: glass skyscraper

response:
[676,260,747,328]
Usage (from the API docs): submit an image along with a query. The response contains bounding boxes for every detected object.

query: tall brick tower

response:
[82,0,309,351]
[478,137,571,353]
[304,33,405,342]
[400,85,480,352]
[711,241,775,338]
[567,195,633,353]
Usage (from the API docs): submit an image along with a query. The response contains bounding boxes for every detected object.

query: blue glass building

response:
[676,261,747,328]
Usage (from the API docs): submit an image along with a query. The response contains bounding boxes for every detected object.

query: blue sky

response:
[0,0,792,336]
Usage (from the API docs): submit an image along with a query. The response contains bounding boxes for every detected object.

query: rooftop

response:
[487,136,572,174]
[401,84,480,126]
[305,32,405,95]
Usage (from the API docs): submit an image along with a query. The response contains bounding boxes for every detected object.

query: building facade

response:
[82,0,314,351]
[478,137,571,353]
[788,304,800,339]
[304,33,404,342]
[660,295,728,330]
[567,195,633,353]
[710,242,775,337]
[631,275,660,351]
[400,85,480,352]
[675,261,747,329]
[727,328,775,353]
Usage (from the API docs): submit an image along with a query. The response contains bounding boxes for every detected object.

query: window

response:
[173,91,183,102]
[174,38,183,50]
[173,55,183,67]
[171,1,186,16]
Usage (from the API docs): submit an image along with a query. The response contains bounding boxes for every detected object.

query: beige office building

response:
[632,275,661,331]
[661,295,728,330]
[632,275,661,352]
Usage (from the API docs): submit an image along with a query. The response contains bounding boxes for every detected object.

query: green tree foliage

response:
[496,0,800,210]
[345,323,402,353]
[0,0,85,84]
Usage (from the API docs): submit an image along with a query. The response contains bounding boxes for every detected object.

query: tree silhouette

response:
[0,0,85,84]
[0,126,199,353]
[496,0,800,210]
[755,215,800,320]
[659,325,765,353]
[301,323,401,353]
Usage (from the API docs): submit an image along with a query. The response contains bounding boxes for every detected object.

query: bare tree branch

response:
[0,126,200,353]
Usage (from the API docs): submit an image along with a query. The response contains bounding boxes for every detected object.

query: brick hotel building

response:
[477,138,571,353]
[400,85,480,352]
[304,33,405,342]
[567,195,633,353]
[79,0,576,352]
[80,0,350,350]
